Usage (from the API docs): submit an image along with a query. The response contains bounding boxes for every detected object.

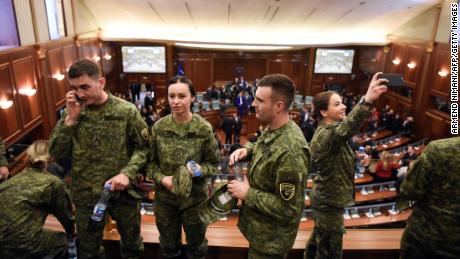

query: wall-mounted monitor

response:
[314,49,354,74]
[121,46,166,73]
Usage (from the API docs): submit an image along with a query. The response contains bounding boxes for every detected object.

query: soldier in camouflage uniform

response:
[0,137,9,180]
[398,137,460,259]
[49,59,148,259]
[0,140,75,259]
[148,75,220,259]
[305,73,388,259]
[228,74,310,258]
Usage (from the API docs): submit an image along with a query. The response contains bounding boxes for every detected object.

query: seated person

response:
[400,145,417,167]
[373,151,400,182]
[0,140,75,259]
[401,115,414,136]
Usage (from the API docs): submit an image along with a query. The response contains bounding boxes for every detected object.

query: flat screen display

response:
[314,49,354,74]
[122,46,166,73]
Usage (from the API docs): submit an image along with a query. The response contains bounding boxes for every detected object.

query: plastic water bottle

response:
[91,183,112,222]
[233,162,244,182]
[188,160,201,177]
[67,236,77,259]
[357,146,365,174]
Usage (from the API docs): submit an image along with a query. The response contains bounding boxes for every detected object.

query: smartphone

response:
[74,93,83,104]
[377,74,405,87]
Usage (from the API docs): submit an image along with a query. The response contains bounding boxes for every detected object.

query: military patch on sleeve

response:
[141,128,149,141]
[280,183,296,201]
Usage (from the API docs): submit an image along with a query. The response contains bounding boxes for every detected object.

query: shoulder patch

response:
[141,128,149,141]
[280,183,296,201]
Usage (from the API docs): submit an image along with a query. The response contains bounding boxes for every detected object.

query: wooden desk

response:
[356,129,394,146]
[45,210,409,250]
[391,145,425,161]
[305,189,397,207]
[307,173,373,189]
[376,136,412,152]
[355,189,397,203]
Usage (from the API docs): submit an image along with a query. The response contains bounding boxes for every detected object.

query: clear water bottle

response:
[357,146,365,174]
[67,236,77,259]
[187,160,201,177]
[233,162,244,182]
[91,183,112,222]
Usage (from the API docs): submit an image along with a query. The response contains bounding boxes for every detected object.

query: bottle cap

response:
[104,183,112,190]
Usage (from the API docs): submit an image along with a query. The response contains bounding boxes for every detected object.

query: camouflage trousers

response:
[0,229,67,259]
[305,204,345,259]
[248,245,287,259]
[75,195,144,259]
[154,200,208,259]
[400,231,458,259]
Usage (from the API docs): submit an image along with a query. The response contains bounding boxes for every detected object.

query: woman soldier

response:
[0,140,75,259]
[305,73,388,259]
[148,75,220,259]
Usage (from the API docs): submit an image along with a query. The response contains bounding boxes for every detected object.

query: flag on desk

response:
[177,62,185,76]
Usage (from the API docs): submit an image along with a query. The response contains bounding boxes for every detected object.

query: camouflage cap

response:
[198,183,236,225]
[172,166,192,199]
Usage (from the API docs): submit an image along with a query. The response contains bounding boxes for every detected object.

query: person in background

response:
[148,75,220,259]
[49,59,148,259]
[0,137,9,180]
[373,151,400,182]
[228,74,310,258]
[0,140,75,259]
[305,73,387,259]
[398,137,460,259]
[233,113,242,144]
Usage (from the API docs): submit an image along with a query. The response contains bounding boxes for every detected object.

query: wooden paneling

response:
[385,43,407,74]
[0,62,21,140]
[213,58,238,81]
[423,111,450,140]
[428,44,450,97]
[267,60,283,74]
[62,44,77,71]
[358,47,386,73]
[12,57,41,129]
[403,44,426,86]
[47,48,67,107]
[194,59,212,91]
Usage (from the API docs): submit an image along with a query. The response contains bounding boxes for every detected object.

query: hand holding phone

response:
[377,74,405,87]
[64,90,82,126]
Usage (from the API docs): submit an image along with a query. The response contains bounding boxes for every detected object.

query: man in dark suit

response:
[235,91,246,116]
[222,116,234,144]
[402,116,414,136]
[144,92,154,108]
[130,83,141,103]
[233,113,242,144]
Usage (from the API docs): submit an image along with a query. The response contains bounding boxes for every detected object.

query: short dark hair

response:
[68,59,101,81]
[257,74,294,111]
[312,91,337,121]
[167,75,196,97]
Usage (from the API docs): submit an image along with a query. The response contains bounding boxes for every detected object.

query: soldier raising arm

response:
[305,72,387,259]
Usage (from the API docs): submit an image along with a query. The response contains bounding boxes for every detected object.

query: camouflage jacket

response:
[310,104,370,208]
[49,94,149,207]
[239,121,310,255]
[0,138,7,167]
[0,168,75,253]
[398,137,460,257]
[147,114,220,208]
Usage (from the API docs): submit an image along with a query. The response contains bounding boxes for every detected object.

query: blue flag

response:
[177,62,185,75]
